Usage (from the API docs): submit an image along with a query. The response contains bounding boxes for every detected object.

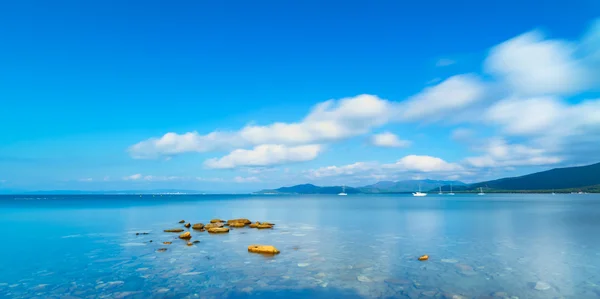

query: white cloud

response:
[204,144,322,169]
[234,176,261,183]
[383,155,464,172]
[128,94,394,159]
[305,162,378,178]
[436,58,455,67]
[485,30,592,96]
[399,74,485,121]
[464,138,562,168]
[370,132,411,148]
[123,174,142,181]
[78,178,93,182]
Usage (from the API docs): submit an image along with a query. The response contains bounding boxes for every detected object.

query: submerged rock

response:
[178,220,185,223]
[210,219,224,223]
[184,223,191,228]
[208,227,230,233]
[248,245,280,254]
[179,232,192,239]
[193,240,200,244]
[192,223,204,230]
[257,224,274,229]
[157,248,167,252]
[534,281,551,291]
[229,222,247,228]
[164,229,184,233]
[187,242,193,246]
[135,232,149,235]
[357,275,372,283]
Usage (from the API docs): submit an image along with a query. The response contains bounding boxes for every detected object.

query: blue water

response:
[1,194,600,299]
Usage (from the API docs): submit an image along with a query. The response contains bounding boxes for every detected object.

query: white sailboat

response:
[338,185,347,196]
[477,187,485,195]
[448,184,455,195]
[438,186,443,195]
[413,184,427,197]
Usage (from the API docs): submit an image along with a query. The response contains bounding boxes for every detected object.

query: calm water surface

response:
[1,194,599,299]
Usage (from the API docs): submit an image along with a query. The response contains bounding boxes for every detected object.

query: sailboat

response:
[338,185,348,196]
[477,187,485,195]
[448,184,455,195]
[413,184,427,197]
[438,186,443,195]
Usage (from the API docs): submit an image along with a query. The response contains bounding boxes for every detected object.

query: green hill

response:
[255,184,361,194]
[444,162,600,192]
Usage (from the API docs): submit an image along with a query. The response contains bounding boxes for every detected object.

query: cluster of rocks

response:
[156,218,279,254]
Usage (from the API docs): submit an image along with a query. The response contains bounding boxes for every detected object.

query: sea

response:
[1,193,599,299]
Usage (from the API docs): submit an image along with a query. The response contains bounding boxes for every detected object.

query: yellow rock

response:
[207,227,230,234]
[261,222,275,226]
[248,245,280,254]
[227,218,251,224]
[205,222,224,229]
[418,255,429,261]
[256,224,273,229]
[249,222,260,228]
[179,232,192,239]
[192,223,204,230]
[184,223,191,228]
[187,242,193,246]
[163,241,172,245]
[229,222,247,228]
[164,228,184,233]
[210,219,224,223]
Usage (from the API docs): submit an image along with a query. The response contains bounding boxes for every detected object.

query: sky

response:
[1,0,600,193]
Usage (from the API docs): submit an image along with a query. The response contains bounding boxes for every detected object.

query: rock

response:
[227,218,251,224]
[205,222,225,229]
[178,220,185,223]
[418,255,429,261]
[163,242,172,245]
[249,222,260,228]
[257,224,274,229]
[192,223,204,230]
[149,240,153,242]
[164,229,184,233]
[357,275,371,283]
[207,227,230,233]
[248,245,280,254]
[157,248,167,252]
[179,232,192,239]
[184,223,191,228]
[534,281,551,291]
[193,240,200,244]
[135,232,149,235]
[210,219,224,223]
[187,242,193,246]
[229,222,247,228]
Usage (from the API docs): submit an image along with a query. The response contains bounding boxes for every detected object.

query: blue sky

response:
[1,1,600,192]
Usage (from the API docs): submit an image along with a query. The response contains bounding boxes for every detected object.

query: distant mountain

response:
[255,180,466,194]
[442,162,600,192]
[361,179,466,193]
[255,184,361,194]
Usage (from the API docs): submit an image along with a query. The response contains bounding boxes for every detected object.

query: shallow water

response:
[1,194,600,298]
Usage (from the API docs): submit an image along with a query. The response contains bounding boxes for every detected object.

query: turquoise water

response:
[1,194,600,299]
